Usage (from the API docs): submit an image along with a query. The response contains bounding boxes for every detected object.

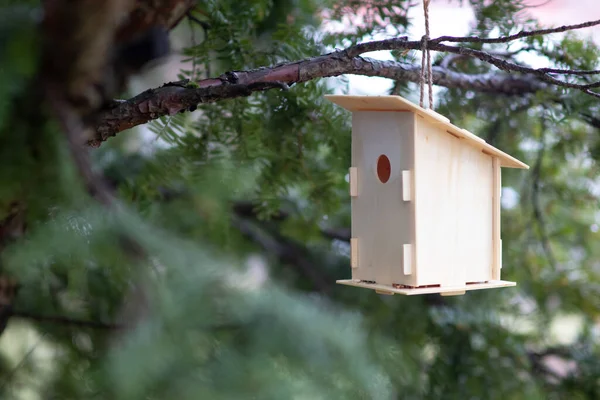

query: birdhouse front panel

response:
[350,111,415,287]
[413,116,494,287]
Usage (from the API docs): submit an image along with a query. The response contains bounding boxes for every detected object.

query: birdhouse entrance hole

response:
[376,155,391,183]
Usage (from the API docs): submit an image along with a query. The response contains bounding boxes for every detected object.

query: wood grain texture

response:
[414,115,494,287]
[351,111,415,286]
[325,95,529,169]
[331,95,524,295]
[492,157,502,280]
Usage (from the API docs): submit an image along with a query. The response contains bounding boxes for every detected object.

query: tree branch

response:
[90,19,600,146]
[12,311,123,330]
[539,68,600,76]
[90,53,545,146]
[232,217,333,294]
[531,118,558,271]
[432,18,600,44]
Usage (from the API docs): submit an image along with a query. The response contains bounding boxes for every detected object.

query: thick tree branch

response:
[538,68,600,76]
[232,217,333,294]
[90,19,600,146]
[90,53,545,146]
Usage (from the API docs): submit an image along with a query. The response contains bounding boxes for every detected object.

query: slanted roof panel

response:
[325,95,529,170]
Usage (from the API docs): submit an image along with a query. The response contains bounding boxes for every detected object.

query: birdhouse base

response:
[336,279,516,296]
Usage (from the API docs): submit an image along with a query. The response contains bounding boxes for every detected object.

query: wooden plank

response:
[440,291,466,296]
[325,95,529,170]
[336,279,516,296]
[402,170,412,201]
[492,157,502,280]
[414,117,493,287]
[350,111,416,286]
[349,167,358,197]
[500,239,502,269]
[403,244,412,275]
[325,95,418,112]
[350,238,358,269]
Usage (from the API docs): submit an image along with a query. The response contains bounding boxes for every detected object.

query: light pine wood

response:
[349,167,358,197]
[403,244,413,275]
[500,240,502,268]
[492,157,502,280]
[337,279,516,295]
[325,94,528,296]
[402,170,412,201]
[350,238,358,269]
[441,290,466,296]
[414,115,494,287]
[351,111,416,286]
[325,95,529,170]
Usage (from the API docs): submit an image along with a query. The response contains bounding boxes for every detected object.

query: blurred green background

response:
[1,0,600,399]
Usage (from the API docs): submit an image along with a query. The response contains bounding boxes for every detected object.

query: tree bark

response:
[90,52,546,146]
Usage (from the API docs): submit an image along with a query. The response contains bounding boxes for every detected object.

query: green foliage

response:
[1,0,600,399]
[468,0,536,38]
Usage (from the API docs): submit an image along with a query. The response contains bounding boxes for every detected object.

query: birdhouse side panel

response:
[414,118,494,287]
[492,156,502,280]
[351,111,416,286]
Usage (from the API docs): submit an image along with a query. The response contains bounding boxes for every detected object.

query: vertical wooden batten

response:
[349,167,358,197]
[411,114,419,286]
[492,157,502,280]
[350,238,359,269]
[402,170,412,201]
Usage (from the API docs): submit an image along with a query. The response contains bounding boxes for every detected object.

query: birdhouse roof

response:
[325,95,529,169]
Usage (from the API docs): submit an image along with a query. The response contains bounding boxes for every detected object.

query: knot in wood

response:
[221,71,240,84]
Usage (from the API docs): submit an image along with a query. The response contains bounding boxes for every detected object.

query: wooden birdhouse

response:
[325,95,529,296]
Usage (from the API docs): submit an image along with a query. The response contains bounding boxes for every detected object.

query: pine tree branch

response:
[232,217,333,294]
[232,201,351,242]
[91,17,600,146]
[432,18,600,44]
[351,38,600,94]
[320,227,351,242]
[431,42,600,97]
[12,311,123,330]
[90,54,546,146]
